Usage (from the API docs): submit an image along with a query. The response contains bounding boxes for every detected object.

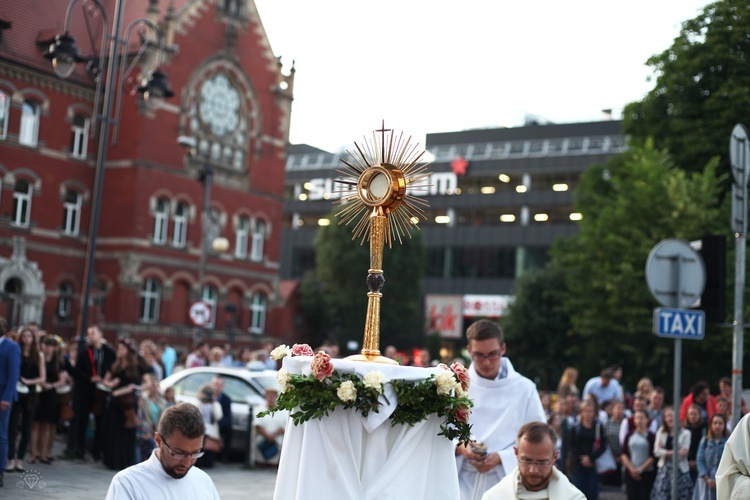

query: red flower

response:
[310,351,334,380]
[450,362,470,392]
[455,405,471,423]
[291,343,314,357]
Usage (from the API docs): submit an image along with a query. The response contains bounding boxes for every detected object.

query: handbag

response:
[594,422,617,474]
[204,435,223,453]
[258,438,279,460]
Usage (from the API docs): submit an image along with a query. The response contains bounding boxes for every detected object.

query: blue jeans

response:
[573,465,600,500]
[0,402,11,472]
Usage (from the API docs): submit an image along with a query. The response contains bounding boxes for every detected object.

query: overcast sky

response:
[254,0,711,152]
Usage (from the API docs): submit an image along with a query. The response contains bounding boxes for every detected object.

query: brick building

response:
[0,0,294,349]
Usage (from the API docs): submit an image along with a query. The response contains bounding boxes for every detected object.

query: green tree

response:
[551,142,726,387]
[501,263,571,390]
[623,0,750,175]
[299,207,426,353]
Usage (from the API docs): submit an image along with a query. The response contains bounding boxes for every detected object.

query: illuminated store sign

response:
[297,172,458,201]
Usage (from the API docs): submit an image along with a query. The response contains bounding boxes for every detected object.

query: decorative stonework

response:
[0,61,95,101]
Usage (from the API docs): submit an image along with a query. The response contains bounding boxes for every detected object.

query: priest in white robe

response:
[717,412,750,499]
[455,319,546,500]
[106,403,220,500]
[482,421,585,500]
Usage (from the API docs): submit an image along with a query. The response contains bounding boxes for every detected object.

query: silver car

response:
[160,366,279,453]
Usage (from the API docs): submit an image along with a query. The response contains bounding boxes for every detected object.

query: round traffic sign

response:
[189,300,213,327]
[730,123,750,187]
[645,239,706,308]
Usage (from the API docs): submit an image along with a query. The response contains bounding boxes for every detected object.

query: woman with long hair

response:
[692,414,728,500]
[621,409,656,500]
[684,403,707,485]
[651,406,693,499]
[6,327,46,473]
[30,336,67,464]
[558,367,580,398]
[102,338,145,470]
[136,373,167,462]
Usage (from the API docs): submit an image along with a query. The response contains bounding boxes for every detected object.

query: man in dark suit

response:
[212,376,233,462]
[0,322,21,487]
[66,325,115,461]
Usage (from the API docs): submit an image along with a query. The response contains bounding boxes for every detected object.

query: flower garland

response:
[257,344,474,444]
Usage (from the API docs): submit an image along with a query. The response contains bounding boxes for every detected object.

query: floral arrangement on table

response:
[256,343,473,445]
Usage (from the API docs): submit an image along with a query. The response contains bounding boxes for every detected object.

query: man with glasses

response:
[456,319,545,499]
[105,402,220,499]
[482,422,585,499]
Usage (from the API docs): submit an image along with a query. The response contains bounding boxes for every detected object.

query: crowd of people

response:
[536,367,738,500]
[0,321,292,490]
[1,317,748,500]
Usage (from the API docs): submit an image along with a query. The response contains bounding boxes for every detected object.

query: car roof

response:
[161,366,278,385]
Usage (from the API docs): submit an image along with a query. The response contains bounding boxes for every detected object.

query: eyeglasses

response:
[518,458,554,468]
[161,436,205,460]
[471,351,501,362]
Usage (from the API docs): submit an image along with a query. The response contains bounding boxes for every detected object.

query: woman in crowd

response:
[195,383,223,469]
[693,413,728,500]
[567,399,606,499]
[684,403,707,485]
[255,388,288,467]
[622,409,657,500]
[163,386,176,407]
[139,340,164,381]
[136,373,167,462]
[634,377,654,407]
[651,406,693,499]
[558,367,580,398]
[102,338,145,470]
[6,326,46,473]
[30,336,67,464]
[603,399,625,487]
[208,347,225,367]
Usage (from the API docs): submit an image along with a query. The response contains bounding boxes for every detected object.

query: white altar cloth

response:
[273,357,461,500]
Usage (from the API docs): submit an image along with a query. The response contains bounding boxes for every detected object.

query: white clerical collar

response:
[495,357,509,380]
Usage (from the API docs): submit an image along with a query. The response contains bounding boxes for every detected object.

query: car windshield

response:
[253,375,280,392]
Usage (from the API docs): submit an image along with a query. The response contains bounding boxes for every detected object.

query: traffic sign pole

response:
[730,124,749,431]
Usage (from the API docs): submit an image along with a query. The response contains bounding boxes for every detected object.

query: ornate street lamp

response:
[44,0,174,351]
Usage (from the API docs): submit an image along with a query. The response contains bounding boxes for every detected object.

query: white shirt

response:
[457,358,546,500]
[105,450,220,500]
[482,466,586,500]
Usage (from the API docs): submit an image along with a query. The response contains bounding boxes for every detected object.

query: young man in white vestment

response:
[455,319,546,500]
[482,421,585,500]
[105,402,221,500]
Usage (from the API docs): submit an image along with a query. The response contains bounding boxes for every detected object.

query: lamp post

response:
[44,0,173,353]
[178,136,229,331]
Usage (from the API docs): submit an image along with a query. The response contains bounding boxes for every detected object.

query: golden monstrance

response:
[334,123,432,364]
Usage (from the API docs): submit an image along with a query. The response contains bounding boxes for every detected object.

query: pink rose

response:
[451,362,470,392]
[310,351,334,380]
[436,363,450,371]
[291,343,314,357]
[455,405,470,423]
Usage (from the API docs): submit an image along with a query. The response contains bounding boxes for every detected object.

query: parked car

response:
[160,366,279,453]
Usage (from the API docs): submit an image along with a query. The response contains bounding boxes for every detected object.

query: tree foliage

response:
[550,142,726,387]
[299,207,426,353]
[623,0,750,175]
[501,264,571,390]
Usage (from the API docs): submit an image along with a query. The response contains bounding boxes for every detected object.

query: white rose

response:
[270,344,292,361]
[363,371,389,394]
[455,384,468,398]
[337,380,357,402]
[277,368,293,393]
[435,371,458,396]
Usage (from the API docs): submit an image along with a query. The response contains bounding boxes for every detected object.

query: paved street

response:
[1,437,625,499]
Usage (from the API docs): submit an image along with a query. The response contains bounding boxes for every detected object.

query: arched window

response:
[19,100,40,147]
[139,278,161,323]
[57,282,74,318]
[249,292,266,334]
[70,114,89,159]
[250,219,266,262]
[172,202,188,248]
[153,198,169,244]
[0,90,9,140]
[235,215,249,259]
[12,179,33,227]
[201,285,218,328]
